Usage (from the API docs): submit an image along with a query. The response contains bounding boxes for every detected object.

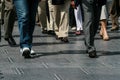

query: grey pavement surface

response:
[0,19,120,80]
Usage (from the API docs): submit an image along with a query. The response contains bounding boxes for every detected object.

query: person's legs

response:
[99,5,109,41]
[38,1,47,32]
[69,5,76,31]
[48,0,56,31]
[14,0,38,49]
[13,0,38,58]
[58,0,70,38]
[110,15,119,31]
[74,5,83,35]
[110,0,120,31]
[4,8,16,46]
[3,0,16,46]
[4,9,16,39]
[82,0,101,58]
[100,19,109,41]
[29,0,39,46]
[14,0,30,49]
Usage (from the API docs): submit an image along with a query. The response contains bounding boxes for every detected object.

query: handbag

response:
[52,0,64,5]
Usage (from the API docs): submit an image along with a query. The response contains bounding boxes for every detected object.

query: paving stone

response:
[0,19,120,80]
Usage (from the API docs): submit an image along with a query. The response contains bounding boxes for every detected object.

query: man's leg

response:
[82,0,101,58]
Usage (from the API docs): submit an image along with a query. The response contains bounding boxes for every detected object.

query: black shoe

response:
[61,37,69,43]
[22,48,31,58]
[55,35,62,40]
[42,30,48,34]
[47,30,55,35]
[4,37,17,46]
[88,50,97,58]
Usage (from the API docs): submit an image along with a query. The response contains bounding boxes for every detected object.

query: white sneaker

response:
[30,49,36,55]
[20,48,35,54]
[22,47,31,58]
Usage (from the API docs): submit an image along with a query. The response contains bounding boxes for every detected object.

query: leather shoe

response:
[42,30,48,34]
[55,35,62,40]
[4,37,16,46]
[88,50,97,58]
[47,30,55,35]
[61,37,69,43]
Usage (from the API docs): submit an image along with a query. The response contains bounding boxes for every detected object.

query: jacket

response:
[74,0,106,6]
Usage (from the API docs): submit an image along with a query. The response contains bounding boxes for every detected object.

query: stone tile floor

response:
[0,20,120,80]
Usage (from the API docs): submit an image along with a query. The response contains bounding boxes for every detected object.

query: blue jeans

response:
[13,0,39,49]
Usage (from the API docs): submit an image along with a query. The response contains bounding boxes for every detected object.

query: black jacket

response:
[74,0,106,6]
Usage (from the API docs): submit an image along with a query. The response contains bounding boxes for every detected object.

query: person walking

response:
[99,3,109,41]
[52,0,70,43]
[2,0,16,46]
[74,2,83,35]
[71,0,105,58]
[47,0,56,35]
[13,0,40,58]
[110,0,120,31]
[37,0,48,34]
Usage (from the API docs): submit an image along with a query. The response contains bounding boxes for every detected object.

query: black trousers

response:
[69,5,76,28]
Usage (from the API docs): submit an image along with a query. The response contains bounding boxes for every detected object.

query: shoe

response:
[4,37,16,46]
[75,31,81,35]
[61,37,69,43]
[88,50,97,58]
[21,47,31,58]
[42,30,48,34]
[47,30,55,35]
[55,35,62,40]
[111,26,119,31]
[71,27,76,31]
[20,49,35,55]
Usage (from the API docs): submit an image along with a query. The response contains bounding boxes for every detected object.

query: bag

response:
[52,0,64,5]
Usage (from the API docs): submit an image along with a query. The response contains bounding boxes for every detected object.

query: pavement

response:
[0,19,120,80]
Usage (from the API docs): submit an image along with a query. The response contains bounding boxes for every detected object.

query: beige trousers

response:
[53,0,70,37]
[47,0,56,31]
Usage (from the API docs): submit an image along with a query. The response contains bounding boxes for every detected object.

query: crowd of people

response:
[0,0,120,58]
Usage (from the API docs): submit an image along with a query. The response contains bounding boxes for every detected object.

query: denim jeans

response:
[13,0,39,49]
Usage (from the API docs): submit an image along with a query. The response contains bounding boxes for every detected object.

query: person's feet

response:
[61,37,69,43]
[75,31,81,35]
[21,47,31,58]
[20,48,37,59]
[88,50,97,58]
[47,30,55,35]
[4,37,17,46]
[55,36,69,43]
[111,26,119,31]
[99,30,109,41]
[42,30,48,34]
[86,50,97,58]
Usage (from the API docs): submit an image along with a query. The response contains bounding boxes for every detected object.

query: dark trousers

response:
[81,0,102,51]
[1,0,16,39]
[69,5,76,28]
[4,9,16,39]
